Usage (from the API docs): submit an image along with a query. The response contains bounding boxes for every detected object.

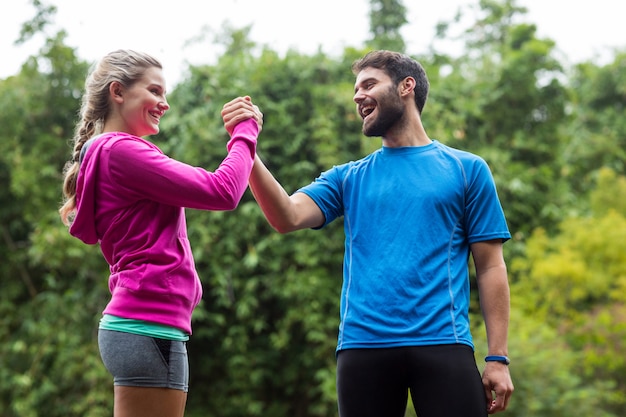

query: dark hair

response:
[352,50,429,114]
[59,49,162,225]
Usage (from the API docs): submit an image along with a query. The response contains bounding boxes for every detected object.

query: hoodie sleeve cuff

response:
[226,119,259,159]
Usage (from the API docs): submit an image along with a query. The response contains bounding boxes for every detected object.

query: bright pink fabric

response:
[70,120,258,334]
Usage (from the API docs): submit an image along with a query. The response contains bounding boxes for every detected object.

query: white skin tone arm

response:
[471,240,514,414]
[221,96,324,233]
[224,95,513,413]
[248,154,324,233]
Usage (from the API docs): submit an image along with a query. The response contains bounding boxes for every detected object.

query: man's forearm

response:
[478,266,510,356]
[249,154,300,233]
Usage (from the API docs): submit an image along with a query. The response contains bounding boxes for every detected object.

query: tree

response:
[2,0,626,415]
[508,168,626,416]
[0,3,112,416]
[562,52,626,194]
[422,0,571,242]
[155,32,365,414]
[366,0,408,52]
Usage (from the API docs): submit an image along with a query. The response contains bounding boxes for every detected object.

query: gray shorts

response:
[98,329,189,392]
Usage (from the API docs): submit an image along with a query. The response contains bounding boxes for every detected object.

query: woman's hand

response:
[221,96,263,135]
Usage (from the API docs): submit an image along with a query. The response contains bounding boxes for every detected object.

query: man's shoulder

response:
[433,140,476,156]
[432,141,486,165]
[323,150,380,174]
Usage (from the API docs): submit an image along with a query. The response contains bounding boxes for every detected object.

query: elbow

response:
[266,209,322,234]
[271,222,296,234]
[268,217,302,234]
[222,193,244,211]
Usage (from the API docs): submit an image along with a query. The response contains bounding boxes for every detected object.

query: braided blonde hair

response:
[59,49,162,225]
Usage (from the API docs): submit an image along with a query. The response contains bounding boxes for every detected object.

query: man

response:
[223,50,513,417]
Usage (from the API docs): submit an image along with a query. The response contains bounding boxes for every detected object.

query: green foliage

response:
[367,0,408,52]
[2,0,626,416]
[424,0,570,239]
[159,46,360,417]
[590,167,626,216]
[563,52,626,192]
[474,309,622,417]
[512,169,626,322]
[0,4,110,415]
[509,169,626,415]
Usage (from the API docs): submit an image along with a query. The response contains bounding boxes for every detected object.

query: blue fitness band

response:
[485,355,510,365]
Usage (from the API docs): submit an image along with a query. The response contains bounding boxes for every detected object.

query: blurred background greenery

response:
[1,0,625,415]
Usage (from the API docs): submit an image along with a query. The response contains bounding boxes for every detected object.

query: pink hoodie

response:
[70,119,259,334]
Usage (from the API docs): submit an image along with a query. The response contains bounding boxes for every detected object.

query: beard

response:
[362,86,405,137]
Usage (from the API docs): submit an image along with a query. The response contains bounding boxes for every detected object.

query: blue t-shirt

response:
[298,141,510,352]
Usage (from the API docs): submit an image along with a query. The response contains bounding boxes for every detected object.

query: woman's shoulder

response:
[100,132,163,158]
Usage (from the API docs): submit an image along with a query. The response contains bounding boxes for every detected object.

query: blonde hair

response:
[59,49,162,225]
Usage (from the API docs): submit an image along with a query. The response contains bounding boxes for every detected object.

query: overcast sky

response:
[2,0,624,88]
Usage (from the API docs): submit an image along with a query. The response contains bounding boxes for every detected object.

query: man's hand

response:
[482,362,514,414]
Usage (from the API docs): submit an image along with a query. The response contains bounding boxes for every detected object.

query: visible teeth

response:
[361,106,374,117]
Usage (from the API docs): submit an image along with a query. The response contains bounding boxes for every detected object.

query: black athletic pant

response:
[336,344,488,417]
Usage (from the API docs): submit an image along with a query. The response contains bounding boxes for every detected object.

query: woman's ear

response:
[109,81,124,103]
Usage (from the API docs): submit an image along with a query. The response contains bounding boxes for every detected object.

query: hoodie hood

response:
[69,133,117,244]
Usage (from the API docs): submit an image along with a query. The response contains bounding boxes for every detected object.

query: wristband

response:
[485,355,510,365]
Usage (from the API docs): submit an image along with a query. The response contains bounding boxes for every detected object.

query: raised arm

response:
[248,154,324,233]
[221,96,324,234]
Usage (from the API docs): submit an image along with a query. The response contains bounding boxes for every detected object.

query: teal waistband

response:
[99,314,189,341]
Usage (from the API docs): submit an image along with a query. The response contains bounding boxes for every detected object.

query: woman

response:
[59,49,262,417]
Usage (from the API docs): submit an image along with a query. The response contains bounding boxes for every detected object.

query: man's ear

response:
[109,81,124,103]
[399,76,416,97]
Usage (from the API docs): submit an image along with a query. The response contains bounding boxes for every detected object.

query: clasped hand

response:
[221,96,263,135]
